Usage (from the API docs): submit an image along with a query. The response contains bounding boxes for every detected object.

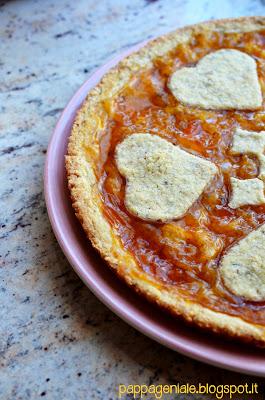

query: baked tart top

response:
[66,17,265,346]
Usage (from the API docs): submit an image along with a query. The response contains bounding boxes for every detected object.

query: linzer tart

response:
[66,17,265,346]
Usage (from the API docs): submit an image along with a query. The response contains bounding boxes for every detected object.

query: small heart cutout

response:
[168,49,262,110]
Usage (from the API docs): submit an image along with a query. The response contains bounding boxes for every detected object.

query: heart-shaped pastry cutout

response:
[168,49,262,110]
[115,134,217,222]
[220,223,265,301]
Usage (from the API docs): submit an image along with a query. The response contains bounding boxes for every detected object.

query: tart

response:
[66,17,265,346]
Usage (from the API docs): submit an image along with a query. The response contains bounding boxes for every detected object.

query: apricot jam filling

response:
[98,30,265,324]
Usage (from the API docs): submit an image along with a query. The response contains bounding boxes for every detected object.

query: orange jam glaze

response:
[98,30,265,324]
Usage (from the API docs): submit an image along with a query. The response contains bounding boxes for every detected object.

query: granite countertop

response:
[1,0,265,399]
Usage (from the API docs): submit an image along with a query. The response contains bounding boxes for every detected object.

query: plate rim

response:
[44,42,265,377]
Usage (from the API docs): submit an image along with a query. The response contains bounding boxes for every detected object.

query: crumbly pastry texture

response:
[229,177,265,209]
[168,49,262,110]
[66,17,265,346]
[115,133,217,222]
[231,128,265,156]
[220,224,265,301]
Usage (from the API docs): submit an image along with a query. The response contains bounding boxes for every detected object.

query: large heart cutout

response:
[115,134,217,222]
[168,49,262,110]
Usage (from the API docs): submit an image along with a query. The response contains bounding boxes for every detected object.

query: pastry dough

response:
[220,224,265,301]
[229,177,265,208]
[168,49,262,110]
[115,133,217,222]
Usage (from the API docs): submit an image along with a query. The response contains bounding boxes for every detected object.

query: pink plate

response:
[44,43,265,376]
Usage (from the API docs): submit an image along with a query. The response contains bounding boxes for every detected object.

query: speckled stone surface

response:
[1,1,265,399]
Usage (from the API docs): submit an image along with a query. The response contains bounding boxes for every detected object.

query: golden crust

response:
[66,17,265,347]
